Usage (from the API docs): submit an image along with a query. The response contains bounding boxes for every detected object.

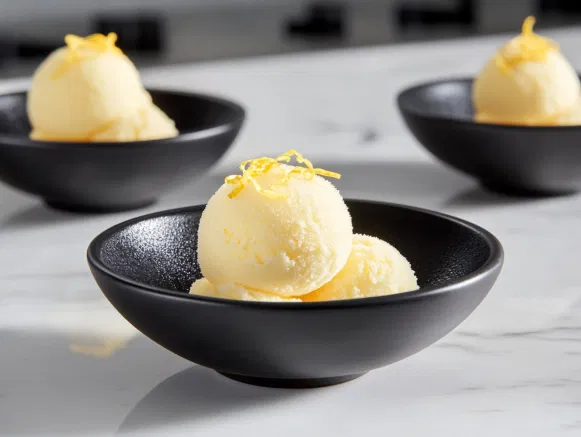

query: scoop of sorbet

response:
[197,150,353,297]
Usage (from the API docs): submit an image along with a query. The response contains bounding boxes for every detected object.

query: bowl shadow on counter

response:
[117,366,306,435]
[322,161,535,210]
[0,161,532,232]
[0,172,228,231]
[441,186,545,209]
[0,204,90,230]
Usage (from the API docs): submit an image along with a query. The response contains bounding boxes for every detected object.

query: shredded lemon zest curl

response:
[52,33,123,79]
[495,16,558,75]
[225,149,340,199]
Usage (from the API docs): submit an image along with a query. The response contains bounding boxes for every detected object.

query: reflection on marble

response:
[0,329,188,436]
[1,28,581,436]
[69,337,131,359]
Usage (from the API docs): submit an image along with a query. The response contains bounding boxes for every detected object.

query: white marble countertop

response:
[1,28,581,437]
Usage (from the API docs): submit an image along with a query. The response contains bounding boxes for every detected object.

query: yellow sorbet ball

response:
[197,164,353,297]
[473,17,580,126]
[27,35,177,142]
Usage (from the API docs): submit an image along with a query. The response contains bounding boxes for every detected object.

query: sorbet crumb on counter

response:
[27,33,178,142]
[189,150,419,303]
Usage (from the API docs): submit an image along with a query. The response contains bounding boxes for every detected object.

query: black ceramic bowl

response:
[88,201,503,387]
[398,78,581,196]
[0,90,244,212]
[87,199,503,389]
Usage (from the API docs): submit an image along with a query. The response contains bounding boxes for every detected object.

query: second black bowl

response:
[0,89,244,212]
[88,200,503,389]
[398,78,581,196]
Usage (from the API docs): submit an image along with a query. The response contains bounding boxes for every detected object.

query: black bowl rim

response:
[397,76,581,131]
[87,199,504,309]
[0,88,246,147]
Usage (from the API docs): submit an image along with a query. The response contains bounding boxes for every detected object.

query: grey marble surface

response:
[1,29,581,436]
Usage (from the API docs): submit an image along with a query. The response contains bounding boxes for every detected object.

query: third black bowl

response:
[0,89,244,212]
[88,199,503,389]
[398,78,581,196]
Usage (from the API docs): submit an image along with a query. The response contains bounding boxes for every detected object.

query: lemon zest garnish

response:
[52,33,123,79]
[225,149,340,199]
[494,16,558,75]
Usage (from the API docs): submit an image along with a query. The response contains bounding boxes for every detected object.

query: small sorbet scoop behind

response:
[303,234,418,302]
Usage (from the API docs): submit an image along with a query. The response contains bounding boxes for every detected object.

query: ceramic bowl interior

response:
[95,201,493,291]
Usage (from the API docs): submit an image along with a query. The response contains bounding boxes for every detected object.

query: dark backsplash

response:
[1,0,580,78]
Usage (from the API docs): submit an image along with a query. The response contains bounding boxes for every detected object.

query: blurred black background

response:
[0,0,580,77]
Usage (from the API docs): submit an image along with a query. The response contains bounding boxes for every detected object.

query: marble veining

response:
[1,27,581,437]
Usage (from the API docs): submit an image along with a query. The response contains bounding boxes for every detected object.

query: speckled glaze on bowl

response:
[87,199,503,389]
[398,77,581,197]
[0,89,244,212]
